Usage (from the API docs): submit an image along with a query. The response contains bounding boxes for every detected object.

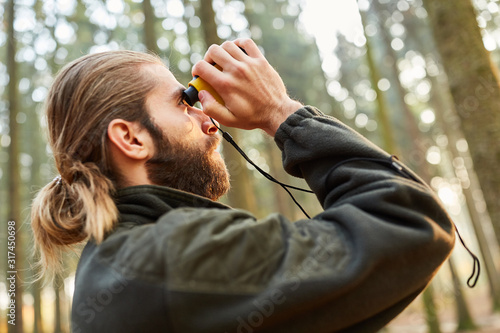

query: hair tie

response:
[53,175,62,186]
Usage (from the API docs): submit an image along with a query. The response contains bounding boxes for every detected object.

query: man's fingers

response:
[202,44,238,69]
[221,41,248,61]
[233,38,261,58]
[192,59,218,79]
[199,91,236,126]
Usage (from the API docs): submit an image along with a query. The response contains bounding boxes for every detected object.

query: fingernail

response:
[198,90,207,103]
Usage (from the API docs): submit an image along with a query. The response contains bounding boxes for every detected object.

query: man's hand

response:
[192,39,303,137]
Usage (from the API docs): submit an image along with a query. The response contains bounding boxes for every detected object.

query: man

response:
[31,39,455,332]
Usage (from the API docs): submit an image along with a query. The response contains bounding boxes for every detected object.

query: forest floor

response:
[385,288,500,332]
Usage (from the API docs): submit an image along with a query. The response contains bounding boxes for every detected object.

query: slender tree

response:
[448,257,478,330]
[368,0,431,173]
[358,6,398,155]
[67,0,98,59]
[422,0,500,310]
[29,57,45,333]
[33,279,44,333]
[422,284,442,333]
[261,138,297,217]
[423,0,500,247]
[142,0,159,55]
[428,59,500,310]
[54,274,64,332]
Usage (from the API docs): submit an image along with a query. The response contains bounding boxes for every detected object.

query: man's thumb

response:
[199,90,214,105]
[199,90,218,116]
[199,90,234,125]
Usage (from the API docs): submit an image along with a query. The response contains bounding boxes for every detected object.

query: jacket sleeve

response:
[161,106,455,333]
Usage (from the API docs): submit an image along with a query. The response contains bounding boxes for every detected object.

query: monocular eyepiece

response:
[182,85,199,107]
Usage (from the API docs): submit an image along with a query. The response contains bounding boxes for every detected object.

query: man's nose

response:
[188,107,218,135]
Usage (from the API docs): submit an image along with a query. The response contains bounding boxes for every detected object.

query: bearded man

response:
[31,39,454,333]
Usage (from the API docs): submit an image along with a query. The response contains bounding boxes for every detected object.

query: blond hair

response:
[31,50,164,279]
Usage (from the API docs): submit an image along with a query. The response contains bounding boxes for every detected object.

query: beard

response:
[144,119,230,201]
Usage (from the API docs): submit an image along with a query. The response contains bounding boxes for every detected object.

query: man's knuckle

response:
[207,44,219,53]
[221,41,232,49]
[231,62,248,77]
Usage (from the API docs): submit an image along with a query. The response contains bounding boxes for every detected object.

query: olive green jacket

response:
[71,106,455,332]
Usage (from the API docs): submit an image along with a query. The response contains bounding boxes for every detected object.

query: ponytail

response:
[31,161,118,279]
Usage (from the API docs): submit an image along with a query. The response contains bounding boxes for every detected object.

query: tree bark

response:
[428,63,500,310]
[142,0,159,55]
[423,0,500,247]
[402,3,500,310]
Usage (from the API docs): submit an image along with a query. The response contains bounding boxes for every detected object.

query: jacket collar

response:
[114,185,230,226]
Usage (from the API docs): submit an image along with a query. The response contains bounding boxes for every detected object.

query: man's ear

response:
[107,119,151,160]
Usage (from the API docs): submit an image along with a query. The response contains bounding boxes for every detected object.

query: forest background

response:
[1,0,500,332]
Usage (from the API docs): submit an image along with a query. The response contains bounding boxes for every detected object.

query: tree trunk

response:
[197,0,257,211]
[33,279,44,333]
[54,274,65,332]
[358,7,398,155]
[399,2,500,309]
[198,0,220,47]
[422,284,442,333]
[30,82,45,333]
[423,0,500,248]
[428,62,500,310]
[142,0,159,54]
[263,138,297,218]
[448,257,478,330]
[7,0,23,331]
[395,3,500,309]
[142,0,159,55]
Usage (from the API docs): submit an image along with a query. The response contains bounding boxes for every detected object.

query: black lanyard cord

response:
[211,118,313,219]
[456,228,481,288]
